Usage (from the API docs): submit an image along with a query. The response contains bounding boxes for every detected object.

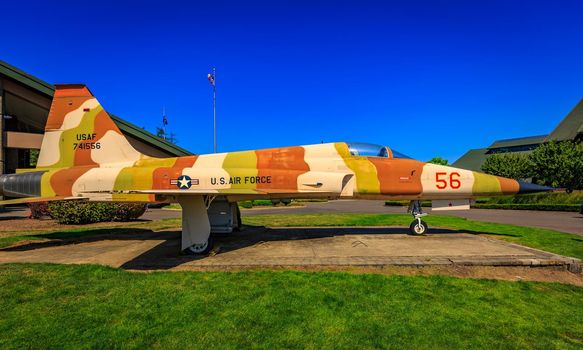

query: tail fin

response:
[37,84,145,168]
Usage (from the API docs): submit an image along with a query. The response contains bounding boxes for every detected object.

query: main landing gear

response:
[178,195,215,255]
[408,200,428,235]
[178,196,241,256]
[185,236,214,255]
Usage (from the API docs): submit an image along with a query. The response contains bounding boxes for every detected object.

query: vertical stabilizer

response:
[37,84,145,168]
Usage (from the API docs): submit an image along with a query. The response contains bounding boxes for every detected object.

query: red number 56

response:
[436,172,461,189]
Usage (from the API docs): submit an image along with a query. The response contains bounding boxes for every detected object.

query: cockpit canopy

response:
[347,142,412,159]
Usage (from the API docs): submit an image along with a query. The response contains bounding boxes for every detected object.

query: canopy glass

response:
[347,142,412,159]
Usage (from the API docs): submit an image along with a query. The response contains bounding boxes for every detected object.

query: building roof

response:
[546,99,583,141]
[455,99,583,170]
[0,60,54,97]
[109,114,192,156]
[451,148,489,171]
[488,134,548,149]
[0,59,192,157]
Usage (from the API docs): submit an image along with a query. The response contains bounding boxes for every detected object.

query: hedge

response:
[28,201,52,219]
[472,203,580,212]
[384,201,431,207]
[238,199,294,209]
[384,201,580,212]
[28,201,147,224]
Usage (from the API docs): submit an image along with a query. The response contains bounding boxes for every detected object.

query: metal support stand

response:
[178,196,211,252]
[204,194,217,209]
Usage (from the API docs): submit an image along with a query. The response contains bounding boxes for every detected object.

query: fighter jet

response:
[0,85,551,254]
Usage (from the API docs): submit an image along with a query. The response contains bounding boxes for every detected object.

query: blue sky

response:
[3,0,582,161]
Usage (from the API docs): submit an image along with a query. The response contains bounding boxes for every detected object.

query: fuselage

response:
[18,142,521,202]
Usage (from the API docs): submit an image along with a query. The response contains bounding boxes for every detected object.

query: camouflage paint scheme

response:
[18,85,521,204]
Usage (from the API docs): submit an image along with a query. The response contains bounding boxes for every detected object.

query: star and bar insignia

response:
[170,175,199,189]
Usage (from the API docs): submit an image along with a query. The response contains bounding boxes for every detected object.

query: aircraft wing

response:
[0,196,87,206]
[133,188,336,195]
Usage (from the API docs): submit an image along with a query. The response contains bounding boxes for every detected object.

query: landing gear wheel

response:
[184,236,214,255]
[409,220,428,235]
[234,205,242,231]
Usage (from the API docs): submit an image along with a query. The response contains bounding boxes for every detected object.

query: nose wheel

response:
[409,218,428,235]
[408,200,428,235]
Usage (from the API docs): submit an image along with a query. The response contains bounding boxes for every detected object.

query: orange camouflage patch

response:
[152,156,199,189]
[49,166,95,196]
[256,146,309,190]
[369,158,423,195]
[496,176,520,194]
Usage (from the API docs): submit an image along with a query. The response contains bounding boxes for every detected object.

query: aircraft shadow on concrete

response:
[119,225,465,271]
[0,216,30,221]
[0,227,164,252]
[0,224,518,271]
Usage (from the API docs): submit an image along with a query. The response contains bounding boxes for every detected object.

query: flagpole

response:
[213,67,217,153]
[162,106,166,140]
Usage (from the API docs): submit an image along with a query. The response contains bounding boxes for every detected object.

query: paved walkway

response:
[0,226,578,272]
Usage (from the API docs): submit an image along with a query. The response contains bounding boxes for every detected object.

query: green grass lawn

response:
[0,215,581,348]
[0,264,581,349]
[243,214,583,260]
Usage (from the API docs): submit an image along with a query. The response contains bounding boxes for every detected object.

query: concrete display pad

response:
[0,226,579,272]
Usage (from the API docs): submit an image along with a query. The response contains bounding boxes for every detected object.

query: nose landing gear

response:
[408,200,428,235]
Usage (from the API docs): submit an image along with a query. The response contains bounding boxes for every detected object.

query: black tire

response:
[234,205,242,231]
[183,236,214,255]
[409,220,428,235]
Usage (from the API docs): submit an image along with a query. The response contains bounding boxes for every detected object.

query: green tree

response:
[156,128,177,144]
[529,140,583,191]
[29,149,39,167]
[481,153,532,180]
[427,157,448,165]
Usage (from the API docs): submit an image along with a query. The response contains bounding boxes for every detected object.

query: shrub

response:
[238,201,253,209]
[111,202,147,221]
[48,201,147,224]
[252,200,274,206]
[479,191,583,205]
[385,200,431,207]
[472,203,580,212]
[28,202,51,219]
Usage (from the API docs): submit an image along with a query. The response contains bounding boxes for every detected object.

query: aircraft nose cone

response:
[517,181,554,194]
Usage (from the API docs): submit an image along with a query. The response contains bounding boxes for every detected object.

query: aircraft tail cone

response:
[517,181,554,194]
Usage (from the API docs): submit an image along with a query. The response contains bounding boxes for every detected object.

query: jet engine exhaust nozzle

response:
[0,171,45,198]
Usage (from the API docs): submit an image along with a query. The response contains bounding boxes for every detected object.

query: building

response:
[0,59,192,175]
[453,100,583,171]
[0,60,246,231]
